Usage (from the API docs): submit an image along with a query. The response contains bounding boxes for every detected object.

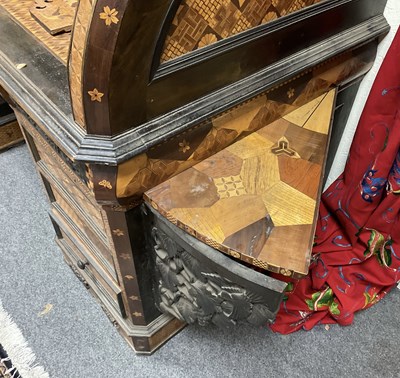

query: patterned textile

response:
[270,27,400,334]
[0,344,20,378]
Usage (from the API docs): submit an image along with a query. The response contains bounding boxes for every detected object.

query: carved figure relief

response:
[152,227,275,327]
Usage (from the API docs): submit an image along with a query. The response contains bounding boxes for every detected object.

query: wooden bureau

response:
[0,0,389,353]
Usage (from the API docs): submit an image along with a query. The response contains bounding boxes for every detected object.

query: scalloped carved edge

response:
[151,226,277,327]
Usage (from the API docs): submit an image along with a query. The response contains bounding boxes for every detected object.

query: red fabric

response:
[270,28,400,334]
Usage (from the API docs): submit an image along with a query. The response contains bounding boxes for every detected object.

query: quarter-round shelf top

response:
[145,89,336,278]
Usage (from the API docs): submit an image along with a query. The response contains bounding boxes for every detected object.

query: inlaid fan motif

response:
[161,0,325,61]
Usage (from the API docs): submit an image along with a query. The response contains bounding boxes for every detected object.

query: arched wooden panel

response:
[79,0,175,135]
[68,0,98,130]
[147,0,387,118]
[67,0,388,140]
[161,0,325,62]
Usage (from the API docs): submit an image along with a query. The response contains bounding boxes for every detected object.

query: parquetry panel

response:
[117,52,367,200]
[145,88,336,278]
[0,0,73,63]
[69,0,97,129]
[161,0,325,61]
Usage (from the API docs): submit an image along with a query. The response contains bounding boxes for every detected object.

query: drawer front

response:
[41,170,117,279]
[37,158,108,242]
[39,154,108,238]
[16,113,120,283]
[55,224,126,319]
[50,191,119,282]
[15,112,107,239]
[34,134,107,236]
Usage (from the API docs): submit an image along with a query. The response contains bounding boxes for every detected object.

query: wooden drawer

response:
[53,219,126,319]
[49,187,119,282]
[34,139,107,237]
[15,112,108,239]
[39,155,108,239]
[16,114,120,284]
[38,163,117,275]
[52,187,116,271]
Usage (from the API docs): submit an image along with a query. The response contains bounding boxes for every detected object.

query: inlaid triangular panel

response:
[145,89,337,278]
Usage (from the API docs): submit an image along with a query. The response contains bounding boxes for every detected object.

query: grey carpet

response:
[0,145,399,378]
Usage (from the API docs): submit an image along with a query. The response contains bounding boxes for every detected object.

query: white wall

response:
[324,0,400,189]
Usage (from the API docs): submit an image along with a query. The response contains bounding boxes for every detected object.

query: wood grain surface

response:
[68,0,96,129]
[30,0,78,36]
[161,0,324,61]
[0,120,23,151]
[145,89,336,278]
[0,1,72,63]
[117,52,366,200]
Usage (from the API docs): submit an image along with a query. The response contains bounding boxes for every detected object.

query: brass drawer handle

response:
[77,260,89,270]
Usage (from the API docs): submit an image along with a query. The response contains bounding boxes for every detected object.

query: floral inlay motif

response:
[98,179,113,189]
[230,251,241,259]
[287,88,295,99]
[112,229,125,237]
[280,268,292,276]
[99,6,119,26]
[179,139,191,153]
[88,88,104,102]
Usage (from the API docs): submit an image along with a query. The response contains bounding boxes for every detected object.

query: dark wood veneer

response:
[0,0,389,354]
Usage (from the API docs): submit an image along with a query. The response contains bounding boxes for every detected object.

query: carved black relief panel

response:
[147,207,287,327]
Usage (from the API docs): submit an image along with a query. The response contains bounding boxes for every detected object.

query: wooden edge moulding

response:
[0,1,389,165]
[0,0,390,354]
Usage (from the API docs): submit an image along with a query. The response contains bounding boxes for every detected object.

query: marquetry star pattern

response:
[88,88,104,102]
[287,88,295,99]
